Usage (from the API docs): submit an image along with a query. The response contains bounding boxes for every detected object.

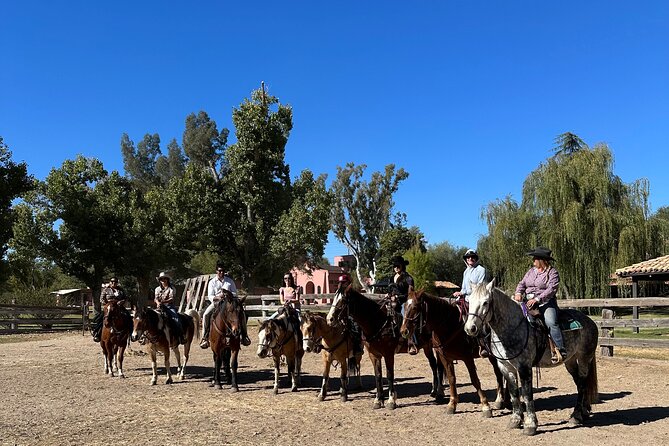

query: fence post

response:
[600,308,614,357]
[10,298,17,331]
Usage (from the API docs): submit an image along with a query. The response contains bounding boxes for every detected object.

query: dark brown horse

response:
[131,306,200,385]
[256,307,304,394]
[327,286,444,409]
[400,290,505,417]
[100,300,133,378]
[210,291,246,391]
[301,312,364,402]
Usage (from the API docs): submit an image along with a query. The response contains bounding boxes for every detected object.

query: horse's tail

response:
[585,355,599,405]
[186,309,200,341]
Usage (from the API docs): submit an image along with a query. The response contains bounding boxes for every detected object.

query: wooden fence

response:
[0,303,88,335]
[561,297,669,357]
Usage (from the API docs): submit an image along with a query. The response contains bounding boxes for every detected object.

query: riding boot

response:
[478,338,490,358]
[240,312,251,346]
[200,313,211,349]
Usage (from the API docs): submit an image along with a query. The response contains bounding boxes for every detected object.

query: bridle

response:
[257,319,294,353]
[212,298,241,339]
[402,298,426,339]
[103,302,129,337]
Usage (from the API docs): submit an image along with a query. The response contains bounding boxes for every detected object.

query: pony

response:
[100,300,133,378]
[256,307,304,394]
[327,285,444,410]
[301,312,364,402]
[131,306,200,385]
[209,291,247,391]
[400,290,505,417]
[464,281,599,435]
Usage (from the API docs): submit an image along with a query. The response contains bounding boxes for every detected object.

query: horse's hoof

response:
[231,386,239,393]
[215,384,222,390]
[340,394,348,402]
[507,419,521,429]
[522,426,537,436]
[569,416,582,426]
[387,401,396,410]
[291,387,298,393]
[119,374,125,379]
[445,406,456,415]
[482,409,492,418]
[273,388,279,395]
[165,378,173,385]
[373,401,382,409]
[208,381,215,388]
[491,401,503,410]
[150,380,157,386]
[318,394,325,402]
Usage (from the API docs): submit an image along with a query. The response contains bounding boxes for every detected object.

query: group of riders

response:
[91,245,567,365]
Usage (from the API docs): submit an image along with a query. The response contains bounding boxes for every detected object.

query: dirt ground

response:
[1,332,668,446]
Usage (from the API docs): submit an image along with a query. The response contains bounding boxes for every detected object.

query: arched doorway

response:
[305,281,315,294]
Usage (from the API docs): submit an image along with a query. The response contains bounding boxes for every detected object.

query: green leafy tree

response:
[0,137,34,282]
[404,244,436,293]
[331,163,409,292]
[552,132,587,157]
[120,133,161,191]
[155,138,187,185]
[428,241,468,283]
[183,111,229,182]
[377,220,425,279]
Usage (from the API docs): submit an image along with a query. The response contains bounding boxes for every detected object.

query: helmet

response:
[338,274,351,283]
[463,249,479,260]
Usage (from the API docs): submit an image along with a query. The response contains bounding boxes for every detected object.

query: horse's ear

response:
[486,279,496,293]
[238,294,247,304]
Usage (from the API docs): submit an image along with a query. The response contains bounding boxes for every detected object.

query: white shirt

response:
[207,275,238,302]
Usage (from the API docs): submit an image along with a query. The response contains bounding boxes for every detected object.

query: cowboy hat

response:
[156,271,172,282]
[526,247,555,261]
[391,255,409,267]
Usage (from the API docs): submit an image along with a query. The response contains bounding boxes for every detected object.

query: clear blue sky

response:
[2,1,668,262]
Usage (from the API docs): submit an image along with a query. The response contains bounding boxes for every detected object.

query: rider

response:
[200,262,251,349]
[267,273,303,346]
[514,246,566,364]
[154,272,184,345]
[453,249,489,357]
[388,255,417,354]
[92,277,130,342]
[336,273,364,355]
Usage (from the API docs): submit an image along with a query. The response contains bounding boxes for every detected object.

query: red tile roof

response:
[615,255,669,277]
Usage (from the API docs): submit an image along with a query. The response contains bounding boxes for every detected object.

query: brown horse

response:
[327,286,444,409]
[301,312,364,402]
[131,306,200,385]
[256,307,304,394]
[100,300,133,378]
[210,291,246,391]
[401,290,506,417]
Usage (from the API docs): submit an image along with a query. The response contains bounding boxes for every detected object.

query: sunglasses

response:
[216,269,225,273]
[110,280,118,283]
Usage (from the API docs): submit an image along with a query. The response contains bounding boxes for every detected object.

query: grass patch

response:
[613,347,669,361]
[614,327,669,339]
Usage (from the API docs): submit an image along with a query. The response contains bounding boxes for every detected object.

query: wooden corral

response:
[0,303,88,335]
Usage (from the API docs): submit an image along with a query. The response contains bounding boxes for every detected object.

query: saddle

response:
[525,307,582,365]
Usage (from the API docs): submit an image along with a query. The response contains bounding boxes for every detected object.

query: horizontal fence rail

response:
[0,303,87,335]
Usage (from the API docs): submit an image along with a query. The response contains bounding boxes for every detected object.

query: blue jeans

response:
[539,298,564,351]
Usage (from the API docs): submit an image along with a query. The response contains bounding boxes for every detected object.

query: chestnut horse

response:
[327,286,444,410]
[131,306,200,385]
[210,291,246,391]
[400,290,505,417]
[257,307,304,394]
[301,312,364,402]
[100,300,133,378]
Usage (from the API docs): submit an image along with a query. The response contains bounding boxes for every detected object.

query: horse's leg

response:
[223,349,232,385]
[339,353,349,402]
[172,343,183,377]
[489,357,505,410]
[518,365,537,435]
[273,355,280,395]
[370,354,384,409]
[565,356,587,425]
[385,354,397,410]
[356,353,363,389]
[288,353,298,392]
[463,357,491,418]
[424,347,444,400]
[501,366,522,429]
[181,329,192,380]
[319,353,331,401]
[117,342,126,378]
[212,351,221,389]
[441,355,457,415]
[164,346,173,385]
[101,342,111,375]
[230,348,239,392]
[149,347,158,385]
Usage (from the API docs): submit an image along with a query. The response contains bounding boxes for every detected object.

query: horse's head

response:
[103,300,126,331]
[131,306,150,342]
[326,283,352,326]
[400,290,424,339]
[257,319,278,358]
[221,292,243,338]
[464,279,495,337]
[301,312,322,353]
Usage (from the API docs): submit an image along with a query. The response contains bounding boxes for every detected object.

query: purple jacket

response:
[515,267,560,304]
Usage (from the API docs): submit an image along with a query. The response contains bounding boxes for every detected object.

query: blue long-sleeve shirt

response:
[461,264,486,302]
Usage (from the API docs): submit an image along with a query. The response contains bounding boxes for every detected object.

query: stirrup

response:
[241,336,251,346]
[479,346,489,358]
[408,344,418,355]
[551,349,564,364]
[200,338,210,349]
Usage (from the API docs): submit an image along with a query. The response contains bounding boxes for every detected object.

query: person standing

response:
[200,262,250,349]
[514,246,566,364]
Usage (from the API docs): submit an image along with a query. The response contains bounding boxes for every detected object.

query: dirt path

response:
[0,332,668,445]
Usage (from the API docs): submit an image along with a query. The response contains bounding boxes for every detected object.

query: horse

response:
[209,291,247,391]
[256,307,304,394]
[131,306,200,385]
[301,312,364,402]
[464,280,599,435]
[326,285,445,410]
[100,300,133,378]
[400,290,506,417]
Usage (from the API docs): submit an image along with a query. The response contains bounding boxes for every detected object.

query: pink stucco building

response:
[290,255,355,302]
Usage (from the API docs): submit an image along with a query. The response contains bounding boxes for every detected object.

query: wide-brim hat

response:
[526,247,554,261]
[156,271,172,282]
[391,255,409,267]
[463,249,479,260]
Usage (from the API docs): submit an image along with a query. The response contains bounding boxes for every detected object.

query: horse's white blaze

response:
[407,298,413,306]
[326,291,343,325]
[257,329,268,357]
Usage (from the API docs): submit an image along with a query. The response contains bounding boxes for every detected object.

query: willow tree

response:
[480,135,651,298]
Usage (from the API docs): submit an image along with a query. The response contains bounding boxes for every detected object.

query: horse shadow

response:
[539,405,669,433]
[536,390,631,412]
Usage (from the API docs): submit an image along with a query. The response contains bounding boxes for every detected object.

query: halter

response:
[212,299,242,339]
[402,298,426,339]
[257,319,294,354]
[103,302,130,337]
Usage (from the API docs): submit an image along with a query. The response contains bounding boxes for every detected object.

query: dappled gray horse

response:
[464,281,599,436]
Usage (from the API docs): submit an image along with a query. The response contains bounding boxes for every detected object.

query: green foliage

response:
[404,244,436,293]
[331,163,409,291]
[155,139,187,185]
[428,241,468,283]
[378,221,425,277]
[183,111,229,181]
[0,137,34,282]
[121,133,161,191]
[480,137,654,298]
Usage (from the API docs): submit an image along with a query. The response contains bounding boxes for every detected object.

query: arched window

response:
[317,286,321,294]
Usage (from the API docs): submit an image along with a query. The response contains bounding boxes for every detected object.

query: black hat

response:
[463,249,479,260]
[526,247,555,261]
[391,256,409,267]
